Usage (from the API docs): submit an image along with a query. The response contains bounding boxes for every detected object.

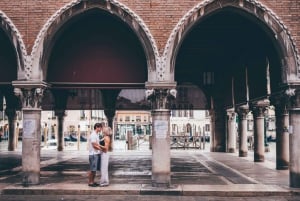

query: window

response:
[136,116,141,122]
[125,116,130,122]
[190,110,194,118]
[205,124,210,132]
[247,120,253,131]
[205,110,210,117]
[80,110,85,120]
[267,117,275,131]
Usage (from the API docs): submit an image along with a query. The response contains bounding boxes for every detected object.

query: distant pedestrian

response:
[88,123,103,187]
[99,126,112,187]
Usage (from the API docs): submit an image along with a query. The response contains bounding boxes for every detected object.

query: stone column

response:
[146,88,176,187]
[226,108,236,153]
[237,105,249,157]
[210,107,226,152]
[272,94,289,170]
[55,110,65,151]
[286,88,300,187]
[251,99,270,162]
[5,108,16,151]
[13,82,47,185]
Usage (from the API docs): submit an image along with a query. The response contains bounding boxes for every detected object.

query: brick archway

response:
[30,0,159,82]
[164,0,299,83]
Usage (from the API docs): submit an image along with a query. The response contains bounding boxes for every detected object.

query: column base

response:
[254,153,264,162]
[276,160,289,170]
[254,158,265,162]
[254,159,264,162]
[152,181,171,188]
[276,166,289,170]
[228,148,235,153]
[290,172,300,188]
[152,173,170,188]
[22,172,40,186]
[239,151,247,157]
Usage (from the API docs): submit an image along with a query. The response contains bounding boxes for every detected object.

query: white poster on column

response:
[23,120,36,138]
[154,120,168,139]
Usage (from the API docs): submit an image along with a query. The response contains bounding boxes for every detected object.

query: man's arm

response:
[91,142,101,150]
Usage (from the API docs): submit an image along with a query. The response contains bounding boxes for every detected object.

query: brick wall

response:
[0,0,299,55]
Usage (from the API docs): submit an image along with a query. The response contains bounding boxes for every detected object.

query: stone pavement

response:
[0,140,300,201]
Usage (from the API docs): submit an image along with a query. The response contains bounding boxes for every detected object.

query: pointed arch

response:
[163,0,299,83]
[30,0,159,82]
[0,10,27,80]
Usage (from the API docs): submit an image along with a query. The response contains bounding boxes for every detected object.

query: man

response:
[88,122,103,187]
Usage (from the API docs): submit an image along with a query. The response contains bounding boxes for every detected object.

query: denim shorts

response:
[89,154,100,171]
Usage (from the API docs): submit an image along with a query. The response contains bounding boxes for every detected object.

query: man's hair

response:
[94,123,103,130]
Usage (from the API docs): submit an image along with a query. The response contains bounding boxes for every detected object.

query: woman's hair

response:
[103,127,112,136]
[103,126,112,151]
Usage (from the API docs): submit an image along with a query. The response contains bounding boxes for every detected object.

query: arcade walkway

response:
[0,140,300,200]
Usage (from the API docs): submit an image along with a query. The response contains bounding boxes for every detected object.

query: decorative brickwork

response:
[0,0,299,82]
[30,0,159,80]
[164,0,299,79]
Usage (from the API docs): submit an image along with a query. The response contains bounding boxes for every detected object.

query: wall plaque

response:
[23,120,36,138]
[154,120,168,139]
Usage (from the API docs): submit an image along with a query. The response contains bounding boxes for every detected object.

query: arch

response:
[163,0,299,83]
[0,10,27,80]
[31,0,159,82]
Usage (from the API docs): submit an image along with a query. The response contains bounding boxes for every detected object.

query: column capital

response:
[12,81,49,109]
[271,90,290,115]
[14,88,44,109]
[145,88,176,110]
[250,99,270,118]
[236,104,250,121]
[226,108,235,120]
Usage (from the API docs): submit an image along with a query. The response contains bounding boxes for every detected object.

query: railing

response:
[170,134,208,149]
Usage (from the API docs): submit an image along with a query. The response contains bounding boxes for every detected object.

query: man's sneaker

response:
[88,183,98,187]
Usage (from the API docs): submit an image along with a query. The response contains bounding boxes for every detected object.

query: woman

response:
[99,126,112,186]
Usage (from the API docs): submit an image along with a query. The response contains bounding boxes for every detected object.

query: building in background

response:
[114,110,151,140]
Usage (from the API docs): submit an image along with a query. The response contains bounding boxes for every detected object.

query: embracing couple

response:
[88,122,112,187]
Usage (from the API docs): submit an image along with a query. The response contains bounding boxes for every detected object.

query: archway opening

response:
[0,27,19,143]
[47,8,147,86]
[0,28,17,83]
[174,8,282,152]
[43,8,150,153]
[175,8,282,106]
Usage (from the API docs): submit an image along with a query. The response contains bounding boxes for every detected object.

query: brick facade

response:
[0,0,299,55]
